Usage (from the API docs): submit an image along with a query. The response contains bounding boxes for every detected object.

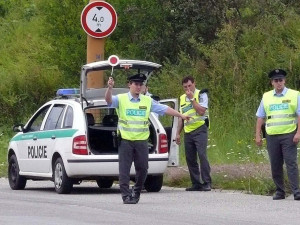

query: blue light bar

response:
[56,88,80,96]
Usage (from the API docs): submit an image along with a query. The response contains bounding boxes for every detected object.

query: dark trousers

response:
[266,131,300,194]
[118,139,149,198]
[184,125,211,186]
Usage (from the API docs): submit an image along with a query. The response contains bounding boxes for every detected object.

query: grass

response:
[0,128,11,177]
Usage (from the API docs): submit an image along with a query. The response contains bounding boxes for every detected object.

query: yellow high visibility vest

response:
[263,89,299,135]
[180,89,206,133]
[116,93,152,140]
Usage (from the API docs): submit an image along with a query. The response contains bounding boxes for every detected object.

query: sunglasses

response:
[273,78,284,83]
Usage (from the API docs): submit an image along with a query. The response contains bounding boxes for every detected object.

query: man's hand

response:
[181,114,191,121]
[108,77,114,88]
[293,132,300,144]
[175,134,181,145]
[255,135,263,147]
[185,89,194,100]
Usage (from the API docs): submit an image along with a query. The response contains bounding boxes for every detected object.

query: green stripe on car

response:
[11,129,78,141]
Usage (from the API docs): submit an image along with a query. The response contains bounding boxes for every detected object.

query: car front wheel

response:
[53,158,73,194]
[8,154,27,190]
[144,175,163,192]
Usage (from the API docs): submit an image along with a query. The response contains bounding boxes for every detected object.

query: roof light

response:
[56,88,80,96]
[108,55,119,67]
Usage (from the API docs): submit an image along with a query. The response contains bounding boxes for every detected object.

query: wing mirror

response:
[13,124,24,132]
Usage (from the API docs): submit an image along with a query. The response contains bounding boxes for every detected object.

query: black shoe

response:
[273,192,285,200]
[185,185,202,191]
[122,196,137,204]
[294,192,300,200]
[202,183,211,191]
[132,190,140,203]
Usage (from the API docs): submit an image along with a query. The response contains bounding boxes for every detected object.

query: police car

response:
[7,56,179,194]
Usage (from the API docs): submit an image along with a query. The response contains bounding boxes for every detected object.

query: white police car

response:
[7,57,179,194]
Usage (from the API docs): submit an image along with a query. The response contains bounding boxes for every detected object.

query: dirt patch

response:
[165,163,272,181]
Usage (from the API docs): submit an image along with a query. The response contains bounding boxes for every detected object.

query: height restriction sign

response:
[81,1,117,38]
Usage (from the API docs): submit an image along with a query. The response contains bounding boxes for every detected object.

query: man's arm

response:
[293,115,300,143]
[105,77,114,104]
[191,100,206,116]
[164,107,189,120]
[176,117,184,145]
[255,117,265,146]
[186,90,207,116]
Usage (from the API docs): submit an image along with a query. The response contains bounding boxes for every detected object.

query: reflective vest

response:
[116,93,152,140]
[180,89,206,133]
[263,89,299,135]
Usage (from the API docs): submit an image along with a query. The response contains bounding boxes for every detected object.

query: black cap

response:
[268,69,287,79]
[128,73,146,82]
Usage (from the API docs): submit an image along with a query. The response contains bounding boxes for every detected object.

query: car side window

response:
[44,104,66,130]
[63,106,73,128]
[27,105,51,132]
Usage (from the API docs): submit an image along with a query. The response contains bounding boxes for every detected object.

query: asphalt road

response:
[0,178,300,225]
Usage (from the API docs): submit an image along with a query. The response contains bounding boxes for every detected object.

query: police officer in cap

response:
[255,69,300,200]
[105,73,190,204]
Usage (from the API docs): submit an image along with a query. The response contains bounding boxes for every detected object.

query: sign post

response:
[81,0,117,88]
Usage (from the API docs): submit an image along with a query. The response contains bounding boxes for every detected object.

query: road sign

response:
[81,1,117,38]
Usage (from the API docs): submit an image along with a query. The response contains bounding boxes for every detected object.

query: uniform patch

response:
[182,104,193,113]
[269,103,289,111]
[139,106,147,109]
[282,99,291,103]
[126,109,146,117]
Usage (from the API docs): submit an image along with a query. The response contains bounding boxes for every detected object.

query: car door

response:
[17,104,52,173]
[41,104,67,173]
[158,98,179,166]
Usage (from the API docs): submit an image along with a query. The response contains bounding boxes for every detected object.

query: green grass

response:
[0,128,11,177]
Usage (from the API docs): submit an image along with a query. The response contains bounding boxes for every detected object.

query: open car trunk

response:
[85,107,157,155]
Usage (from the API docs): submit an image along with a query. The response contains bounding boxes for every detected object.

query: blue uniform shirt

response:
[108,92,168,116]
[256,87,300,118]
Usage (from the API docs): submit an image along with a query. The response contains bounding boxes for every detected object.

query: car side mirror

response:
[13,124,24,132]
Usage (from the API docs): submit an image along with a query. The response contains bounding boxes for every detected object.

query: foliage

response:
[0,0,65,125]
[39,0,88,80]
[0,127,13,177]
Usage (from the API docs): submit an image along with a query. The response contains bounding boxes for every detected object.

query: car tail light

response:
[158,134,168,154]
[72,135,88,155]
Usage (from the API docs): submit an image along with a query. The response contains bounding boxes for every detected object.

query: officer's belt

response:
[118,125,149,132]
[266,120,297,127]
[267,113,296,119]
[118,119,149,125]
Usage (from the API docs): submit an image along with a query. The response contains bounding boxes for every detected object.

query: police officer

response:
[105,73,189,204]
[176,75,212,191]
[255,69,300,200]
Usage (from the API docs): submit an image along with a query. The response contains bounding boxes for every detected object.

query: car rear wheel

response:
[8,154,27,190]
[53,158,73,194]
[144,175,163,192]
[96,178,114,188]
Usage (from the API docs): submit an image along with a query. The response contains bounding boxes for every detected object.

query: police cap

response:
[128,73,146,83]
[268,69,287,80]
